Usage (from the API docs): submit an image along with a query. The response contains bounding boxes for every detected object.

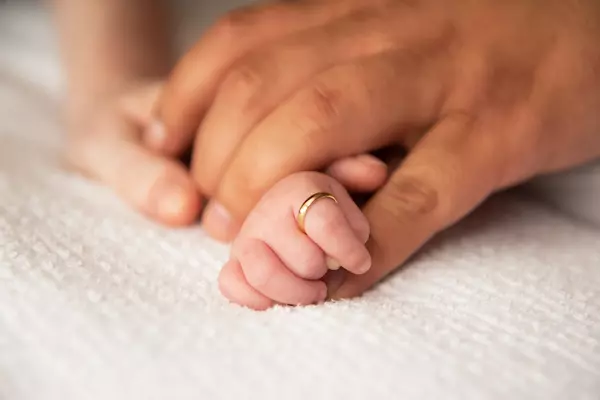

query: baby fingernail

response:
[326,257,341,270]
[145,119,167,150]
[357,257,372,274]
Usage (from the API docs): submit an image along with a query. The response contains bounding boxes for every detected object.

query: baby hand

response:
[219,171,372,310]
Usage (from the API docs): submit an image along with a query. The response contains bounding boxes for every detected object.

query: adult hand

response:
[153,0,600,298]
[66,82,201,226]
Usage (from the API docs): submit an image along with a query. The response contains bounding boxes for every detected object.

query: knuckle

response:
[295,248,326,279]
[211,8,255,43]
[221,163,263,212]
[382,176,443,220]
[304,82,343,126]
[222,62,266,105]
[237,240,273,290]
[311,207,340,238]
[290,82,343,141]
[247,269,271,292]
[226,145,285,201]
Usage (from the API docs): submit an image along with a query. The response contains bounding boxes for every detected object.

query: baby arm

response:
[219,171,375,310]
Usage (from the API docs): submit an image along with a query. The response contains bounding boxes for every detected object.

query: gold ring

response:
[296,192,338,234]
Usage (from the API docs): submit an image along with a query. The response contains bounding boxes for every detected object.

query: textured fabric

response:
[1,3,600,400]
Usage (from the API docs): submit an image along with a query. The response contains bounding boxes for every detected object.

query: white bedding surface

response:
[1,3,599,400]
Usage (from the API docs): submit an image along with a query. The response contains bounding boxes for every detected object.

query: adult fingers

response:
[153,0,364,155]
[200,152,387,242]
[191,7,419,194]
[300,190,371,275]
[329,113,504,299]
[118,81,163,128]
[234,238,328,306]
[66,116,201,226]
[207,51,446,231]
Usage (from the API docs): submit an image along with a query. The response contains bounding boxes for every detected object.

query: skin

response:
[52,0,386,309]
[55,0,600,301]
[52,0,201,225]
[52,0,385,226]
[220,171,375,310]
[64,83,202,225]
[152,0,600,299]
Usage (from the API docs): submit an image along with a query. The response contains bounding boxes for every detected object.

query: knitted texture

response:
[1,3,599,399]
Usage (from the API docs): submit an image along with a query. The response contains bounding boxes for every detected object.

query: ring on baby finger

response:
[296,192,338,234]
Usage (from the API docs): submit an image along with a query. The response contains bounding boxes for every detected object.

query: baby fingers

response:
[218,259,275,311]
[297,191,371,275]
[232,238,328,306]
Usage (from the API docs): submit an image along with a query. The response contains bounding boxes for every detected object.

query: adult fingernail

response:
[202,201,238,242]
[157,183,190,220]
[205,201,232,225]
[326,257,341,270]
[145,119,167,150]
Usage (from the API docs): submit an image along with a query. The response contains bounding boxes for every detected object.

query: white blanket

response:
[1,3,599,400]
